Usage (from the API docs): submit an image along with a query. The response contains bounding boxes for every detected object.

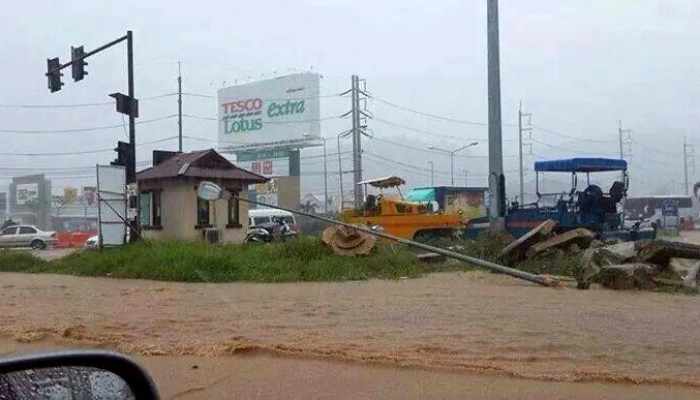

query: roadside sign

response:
[661,200,679,217]
[96,165,127,247]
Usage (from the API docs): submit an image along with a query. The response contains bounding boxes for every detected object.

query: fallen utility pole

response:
[235,196,559,287]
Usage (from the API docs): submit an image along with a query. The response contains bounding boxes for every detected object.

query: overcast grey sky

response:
[1,0,699,199]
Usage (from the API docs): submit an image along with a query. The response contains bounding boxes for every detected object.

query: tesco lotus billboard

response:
[217,73,321,149]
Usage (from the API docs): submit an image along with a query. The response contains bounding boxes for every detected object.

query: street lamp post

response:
[337,130,352,211]
[428,161,434,186]
[428,142,478,186]
[322,137,328,214]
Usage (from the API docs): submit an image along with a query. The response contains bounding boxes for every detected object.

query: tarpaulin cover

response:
[406,188,436,202]
[534,158,627,173]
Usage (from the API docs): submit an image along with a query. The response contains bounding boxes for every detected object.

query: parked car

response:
[0,225,57,250]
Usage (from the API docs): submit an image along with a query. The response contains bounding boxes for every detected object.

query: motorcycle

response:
[244,217,298,244]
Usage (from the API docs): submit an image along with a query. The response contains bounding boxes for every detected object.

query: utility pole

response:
[463,169,468,186]
[518,101,532,203]
[337,134,344,211]
[618,120,632,181]
[450,152,455,186]
[323,137,328,214]
[177,61,183,152]
[684,137,694,195]
[336,130,351,211]
[428,161,434,186]
[487,0,505,229]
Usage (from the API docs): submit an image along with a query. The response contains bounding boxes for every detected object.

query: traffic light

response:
[109,92,139,118]
[112,141,135,183]
[71,46,88,81]
[111,141,131,167]
[46,57,63,92]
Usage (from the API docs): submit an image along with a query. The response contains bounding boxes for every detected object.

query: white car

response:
[0,225,57,250]
[84,235,99,249]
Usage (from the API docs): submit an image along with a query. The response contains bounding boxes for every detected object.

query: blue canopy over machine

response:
[505,156,655,242]
[534,158,627,173]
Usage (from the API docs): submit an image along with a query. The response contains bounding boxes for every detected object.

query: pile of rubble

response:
[579,239,700,290]
[499,219,700,291]
[500,220,596,264]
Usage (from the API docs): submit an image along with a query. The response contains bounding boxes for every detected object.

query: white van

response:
[248,209,298,230]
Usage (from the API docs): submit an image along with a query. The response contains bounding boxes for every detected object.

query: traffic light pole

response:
[126,31,135,185]
[45,31,136,184]
[46,31,138,242]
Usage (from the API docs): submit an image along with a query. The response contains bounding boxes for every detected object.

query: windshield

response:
[2,2,700,399]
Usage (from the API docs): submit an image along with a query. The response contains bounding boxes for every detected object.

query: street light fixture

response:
[428,142,479,186]
[304,133,329,214]
[337,130,352,210]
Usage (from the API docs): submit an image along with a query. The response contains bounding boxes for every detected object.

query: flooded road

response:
[2,269,700,398]
[3,339,698,400]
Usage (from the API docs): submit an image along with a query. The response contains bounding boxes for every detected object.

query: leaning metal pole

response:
[235,196,559,287]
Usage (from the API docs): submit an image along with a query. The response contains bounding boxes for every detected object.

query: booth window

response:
[139,192,151,227]
[139,191,162,229]
[152,190,161,227]
[227,194,241,228]
[196,197,210,227]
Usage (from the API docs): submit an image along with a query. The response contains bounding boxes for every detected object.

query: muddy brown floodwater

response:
[2,266,700,399]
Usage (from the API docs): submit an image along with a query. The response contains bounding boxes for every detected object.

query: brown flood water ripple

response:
[2,271,700,388]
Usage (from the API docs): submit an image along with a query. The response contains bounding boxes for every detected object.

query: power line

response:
[182,114,340,124]
[372,116,487,142]
[370,96,488,127]
[0,93,178,109]
[370,95,519,128]
[631,138,682,157]
[364,152,450,176]
[0,135,182,157]
[367,135,516,159]
[531,125,616,144]
[182,92,344,101]
[0,114,177,135]
[530,137,618,156]
[364,151,517,178]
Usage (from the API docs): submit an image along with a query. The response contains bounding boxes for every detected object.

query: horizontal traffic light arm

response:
[45,34,128,77]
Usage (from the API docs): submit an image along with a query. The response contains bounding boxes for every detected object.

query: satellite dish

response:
[197,181,223,201]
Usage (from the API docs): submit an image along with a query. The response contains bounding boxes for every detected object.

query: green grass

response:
[0,237,427,283]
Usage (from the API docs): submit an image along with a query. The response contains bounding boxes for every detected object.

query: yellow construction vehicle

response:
[340,176,466,240]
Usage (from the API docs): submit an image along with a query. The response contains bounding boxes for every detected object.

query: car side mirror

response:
[0,350,159,399]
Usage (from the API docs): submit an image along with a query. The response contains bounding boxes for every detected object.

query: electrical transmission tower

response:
[340,75,371,208]
[518,101,532,203]
[618,120,633,180]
